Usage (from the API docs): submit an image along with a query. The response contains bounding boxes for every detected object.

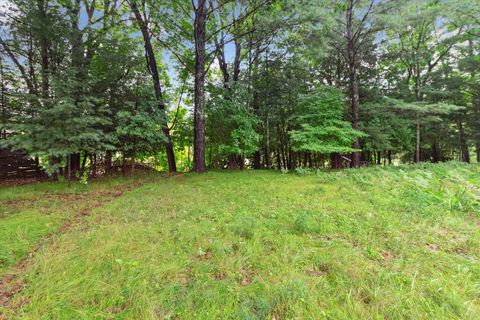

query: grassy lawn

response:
[1,163,480,319]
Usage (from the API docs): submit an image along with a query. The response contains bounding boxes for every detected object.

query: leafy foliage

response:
[290,86,365,154]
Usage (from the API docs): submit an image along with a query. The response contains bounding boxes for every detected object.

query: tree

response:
[207,82,260,168]
[326,0,394,167]
[128,0,177,173]
[289,86,365,168]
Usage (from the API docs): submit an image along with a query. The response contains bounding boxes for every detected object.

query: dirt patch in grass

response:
[5,189,127,210]
[0,182,144,310]
[381,250,395,260]
[214,270,227,280]
[0,177,47,188]
[427,243,441,252]
[240,269,251,286]
[306,263,330,277]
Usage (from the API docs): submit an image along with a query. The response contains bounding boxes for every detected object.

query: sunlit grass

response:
[1,162,479,319]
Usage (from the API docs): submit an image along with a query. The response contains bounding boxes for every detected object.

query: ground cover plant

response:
[0,162,479,319]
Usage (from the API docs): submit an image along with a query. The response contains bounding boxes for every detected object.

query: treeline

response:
[0,0,478,177]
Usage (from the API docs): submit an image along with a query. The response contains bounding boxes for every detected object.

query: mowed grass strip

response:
[1,163,480,319]
[0,173,154,276]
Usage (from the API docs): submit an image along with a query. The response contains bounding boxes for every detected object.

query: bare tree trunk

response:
[37,0,49,99]
[346,0,360,167]
[276,148,282,169]
[67,154,71,188]
[105,150,112,173]
[0,58,5,140]
[131,141,136,175]
[228,155,239,169]
[458,115,470,163]
[468,41,480,163]
[415,116,420,163]
[432,142,440,163]
[265,114,270,168]
[193,0,207,173]
[216,30,243,169]
[69,153,81,176]
[253,151,261,169]
[91,154,97,176]
[130,1,176,173]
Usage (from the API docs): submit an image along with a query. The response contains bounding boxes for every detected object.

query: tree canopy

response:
[0,0,478,177]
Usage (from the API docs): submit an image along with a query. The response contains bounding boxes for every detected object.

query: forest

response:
[1,0,480,318]
[0,0,479,178]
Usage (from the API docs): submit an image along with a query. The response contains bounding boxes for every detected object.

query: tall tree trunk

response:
[468,41,480,163]
[457,115,470,163]
[276,148,282,169]
[91,154,97,177]
[264,113,270,168]
[330,153,340,169]
[193,0,207,173]
[228,155,238,169]
[346,1,360,167]
[0,58,5,139]
[216,31,243,169]
[253,151,261,169]
[37,0,49,99]
[415,116,420,163]
[69,153,81,177]
[131,139,137,174]
[130,2,176,172]
[431,142,440,163]
[105,150,112,173]
[67,154,71,188]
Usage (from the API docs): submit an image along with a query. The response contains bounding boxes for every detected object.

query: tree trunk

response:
[415,116,420,163]
[91,154,97,177]
[193,0,207,173]
[346,1,360,167]
[228,154,239,169]
[330,153,341,169]
[105,150,112,173]
[216,32,243,167]
[67,154,71,188]
[37,0,49,99]
[130,2,176,173]
[238,155,245,170]
[0,58,6,139]
[276,149,282,169]
[468,40,480,163]
[69,153,81,176]
[431,142,439,163]
[253,151,261,169]
[131,141,136,175]
[457,115,470,163]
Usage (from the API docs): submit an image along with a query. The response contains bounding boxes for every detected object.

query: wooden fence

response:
[0,148,44,179]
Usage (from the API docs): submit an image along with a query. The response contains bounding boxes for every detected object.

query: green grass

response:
[1,163,480,319]
[0,174,151,275]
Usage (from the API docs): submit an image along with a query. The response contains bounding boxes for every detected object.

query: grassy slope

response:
[0,174,151,275]
[1,163,480,319]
